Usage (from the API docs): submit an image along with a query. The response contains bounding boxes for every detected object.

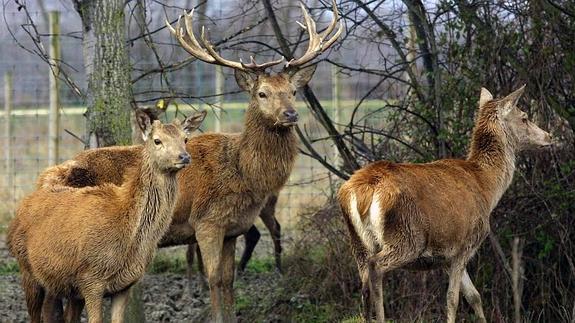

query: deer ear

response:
[503,85,526,106]
[182,110,207,135]
[479,87,493,107]
[235,70,256,91]
[290,64,317,88]
[499,85,526,117]
[135,109,152,141]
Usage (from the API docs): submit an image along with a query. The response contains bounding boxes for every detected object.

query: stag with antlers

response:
[163,2,343,322]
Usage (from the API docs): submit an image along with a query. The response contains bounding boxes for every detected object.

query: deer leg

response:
[196,228,225,323]
[64,297,84,323]
[42,293,64,323]
[461,269,486,322]
[237,225,260,272]
[79,284,104,323]
[21,270,44,323]
[186,243,196,295]
[368,243,421,323]
[259,196,282,273]
[187,243,208,293]
[110,287,131,323]
[270,219,282,273]
[359,266,371,322]
[222,237,238,323]
[341,207,373,321]
[351,243,371,320]
[446,261,465,323]
[196,245,208,290]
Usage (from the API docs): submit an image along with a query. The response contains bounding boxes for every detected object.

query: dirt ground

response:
[0,235,281,323]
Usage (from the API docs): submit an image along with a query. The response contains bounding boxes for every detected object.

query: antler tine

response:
[241,56,285,71]
[165,11,215,65]
[198,26,245,70]
[286,0,343,68]
[182,10,210,57]
[319,0,340,39]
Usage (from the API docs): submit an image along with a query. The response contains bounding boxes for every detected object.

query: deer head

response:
[136,109,206,171]
[481,86,553,151]
[166,0,343,127]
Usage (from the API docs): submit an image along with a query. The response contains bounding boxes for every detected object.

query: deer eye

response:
[258,92,267,98]
[184,138,189,144]
[154,139,162,145]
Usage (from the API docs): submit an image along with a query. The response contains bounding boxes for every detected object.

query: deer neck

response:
[467,119,516,211]
[122,150,178,246]
[236,102,298,193]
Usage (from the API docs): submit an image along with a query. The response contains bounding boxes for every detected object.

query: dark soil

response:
[0,235,281,323]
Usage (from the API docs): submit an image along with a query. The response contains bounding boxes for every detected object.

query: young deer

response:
[338,86,553,323]
[7,113,203,323]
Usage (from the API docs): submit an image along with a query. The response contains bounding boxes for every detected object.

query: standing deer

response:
[338,86,553,322]
[161,4,341,320]
[7,113,204,323]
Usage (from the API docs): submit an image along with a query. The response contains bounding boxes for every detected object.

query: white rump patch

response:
[369,196,385,245]
[349,193,379,253]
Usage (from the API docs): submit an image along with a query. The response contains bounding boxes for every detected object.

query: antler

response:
[166,9,284,73]
[286,0,344,68]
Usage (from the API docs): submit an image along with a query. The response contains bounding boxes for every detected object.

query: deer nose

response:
[283,110,299,122]
[179,152,191,164]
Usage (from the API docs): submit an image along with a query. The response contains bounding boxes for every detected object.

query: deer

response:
[6,112,204,323]
[159,5,340,320]
[337,86,553,323]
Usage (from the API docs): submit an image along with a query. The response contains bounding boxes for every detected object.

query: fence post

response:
[4,72,13,189]
[331,64,341,162]
[48,11,61,166]
[214,65,223,132]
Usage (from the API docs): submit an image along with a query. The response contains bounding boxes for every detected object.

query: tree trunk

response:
[75,0,132,148]
[74,1,143,322]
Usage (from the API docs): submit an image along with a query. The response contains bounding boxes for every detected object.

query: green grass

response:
[341,315,364,323]
[147,251,188,275]
[0,261,19,275]
[291,300,337,323]
[244,257,275,273]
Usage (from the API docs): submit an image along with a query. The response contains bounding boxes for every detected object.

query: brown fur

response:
[338,86,552,322]
[7,118,195,323]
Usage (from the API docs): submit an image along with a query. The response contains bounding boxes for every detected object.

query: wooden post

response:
[214,65,223,132]
[48,11,61,165]
[4,72,13,189]
[331,64,341,162]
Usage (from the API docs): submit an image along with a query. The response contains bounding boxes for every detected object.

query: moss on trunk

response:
[77,0,132,148]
